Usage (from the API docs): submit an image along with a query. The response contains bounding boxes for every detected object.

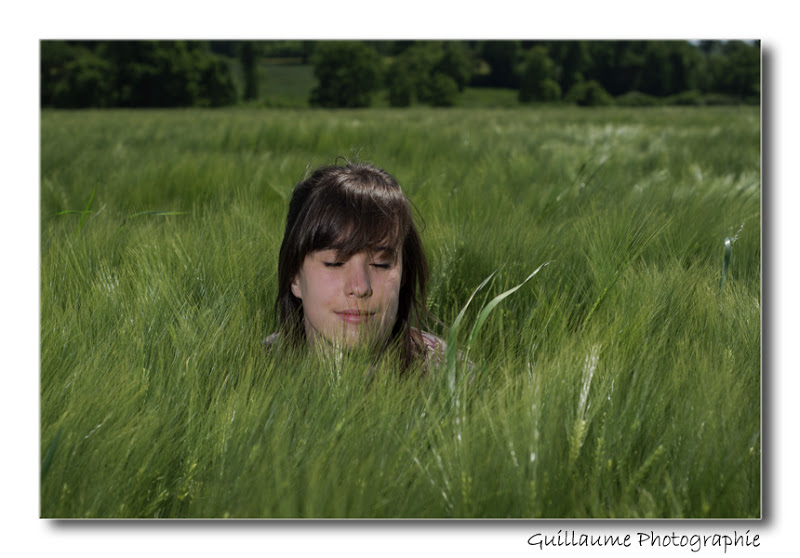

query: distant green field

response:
[226,60,315,107]
[40,106,760,518]
[256,63,316,106]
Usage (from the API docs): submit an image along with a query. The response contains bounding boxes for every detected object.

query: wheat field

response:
[40,106,760,518]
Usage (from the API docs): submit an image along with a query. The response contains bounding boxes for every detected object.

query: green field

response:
[40,106,760,518]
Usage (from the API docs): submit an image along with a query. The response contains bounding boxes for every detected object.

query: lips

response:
[335,310,376,324]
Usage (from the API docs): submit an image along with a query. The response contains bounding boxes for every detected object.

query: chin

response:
[305,317,394,350]
[331,326,390,349]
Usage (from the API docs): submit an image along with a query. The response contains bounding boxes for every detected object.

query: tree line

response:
[41,40,760,109]
[41,41,238,108]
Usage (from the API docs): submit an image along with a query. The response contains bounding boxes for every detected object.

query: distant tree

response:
[208,41,239,57]
[390,42,441,105]
[519,46,561,103]
[100,41,206,107]
[636,41,701,97]
[427,73,459,107]
[240,41,259,101]
[666,89,704,106]
[41,41,76,104]
[41,40,237,108]
[584,41,648,96]
[301,41,316,64]
[711,40,760,100]
[639,41,673,96]
[386,65,414,107]
[478,41,521,88]
[581,41,615,91]
[545,40,591,94]
[259,41,306,58]
[668,41,704,93]
[614,90,662,107]
[41,42,114,108]
[582,40,703,98]
[388,40,416,56]
[309,41,382,108]
[386,42,468,107]
[433,42,473,92]
[565,80,613,106]
[198,55,238,107]
[697,40,714,55]
[614,41,649,94]
[386,44,429,107]
[363,41,397,57]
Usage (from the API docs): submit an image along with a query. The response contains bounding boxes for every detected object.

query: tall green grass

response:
[40,106,760,517]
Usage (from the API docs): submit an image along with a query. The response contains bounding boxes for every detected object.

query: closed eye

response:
[323,262,343,268]
[371,263,392,269]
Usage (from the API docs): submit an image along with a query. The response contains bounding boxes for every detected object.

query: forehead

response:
[305,216,405,258]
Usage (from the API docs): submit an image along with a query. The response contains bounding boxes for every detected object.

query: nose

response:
[346,258,372,298]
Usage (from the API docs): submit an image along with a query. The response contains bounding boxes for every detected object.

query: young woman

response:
[267,160,446,373]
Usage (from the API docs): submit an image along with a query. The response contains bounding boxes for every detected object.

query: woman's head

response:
[276,161,428,363]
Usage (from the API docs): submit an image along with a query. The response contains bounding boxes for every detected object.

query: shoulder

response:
[414,329,475,377]
[414,329,447,365]
[262,331,280,351]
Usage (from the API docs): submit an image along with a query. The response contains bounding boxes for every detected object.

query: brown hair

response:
[275,160,430,371]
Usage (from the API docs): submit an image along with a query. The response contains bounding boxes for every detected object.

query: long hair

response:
[275,160,429,371]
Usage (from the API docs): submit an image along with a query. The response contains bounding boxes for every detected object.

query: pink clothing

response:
[419,330,447,365]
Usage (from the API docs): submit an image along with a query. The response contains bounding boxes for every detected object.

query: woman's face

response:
[290,246,403,348]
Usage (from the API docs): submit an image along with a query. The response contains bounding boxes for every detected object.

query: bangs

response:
[296,182,411,259]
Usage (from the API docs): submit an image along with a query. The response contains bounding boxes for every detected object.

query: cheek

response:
[384,272,403,310]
